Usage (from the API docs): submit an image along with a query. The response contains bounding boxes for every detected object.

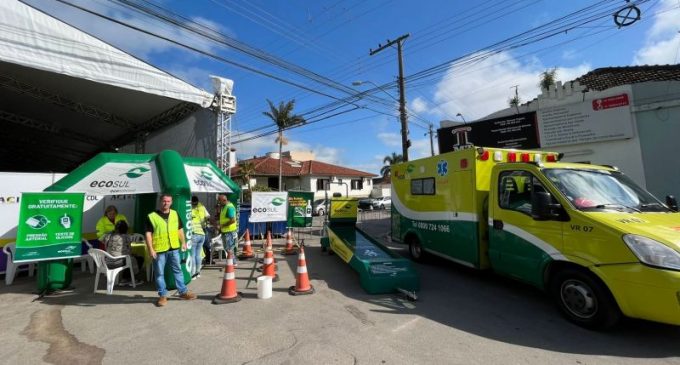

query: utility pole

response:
[370,33,410,161]
[427,123,435,156]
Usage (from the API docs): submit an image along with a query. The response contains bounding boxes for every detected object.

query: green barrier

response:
[322,225,419,295]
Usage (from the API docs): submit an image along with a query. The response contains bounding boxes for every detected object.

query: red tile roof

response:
[231,156,377,178]
[575,65,680,91]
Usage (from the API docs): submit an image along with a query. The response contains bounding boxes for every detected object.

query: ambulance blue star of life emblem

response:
[437,160,448,176]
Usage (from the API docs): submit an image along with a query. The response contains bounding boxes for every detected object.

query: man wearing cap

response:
[218,194,238,266]
[190,195,210,278]
[145,194,196,307]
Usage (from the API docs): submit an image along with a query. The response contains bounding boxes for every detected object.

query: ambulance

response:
[391,146,680,329]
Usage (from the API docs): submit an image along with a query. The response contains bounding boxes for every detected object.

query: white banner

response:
[67,162,161,195]
[184,164,233,193]
[249,192,288,223]
[537,93,633,147]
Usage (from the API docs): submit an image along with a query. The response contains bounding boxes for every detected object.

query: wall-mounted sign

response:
[438,112,539,153]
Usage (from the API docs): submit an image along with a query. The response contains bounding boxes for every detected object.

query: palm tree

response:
[263,99,305,191]
[508,95,521,113]
[540,68,558,91]
[381,152,404,177]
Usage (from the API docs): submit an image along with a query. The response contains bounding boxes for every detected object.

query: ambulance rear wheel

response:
[549,267,621,330]
[407,235,425,262]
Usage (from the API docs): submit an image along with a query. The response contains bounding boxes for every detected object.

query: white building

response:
[232,152,377,200]
[438,65,680,201]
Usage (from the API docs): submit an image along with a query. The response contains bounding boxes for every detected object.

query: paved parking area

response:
[1,216,679,364]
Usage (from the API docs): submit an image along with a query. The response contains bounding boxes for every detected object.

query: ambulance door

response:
[488,169,564,287]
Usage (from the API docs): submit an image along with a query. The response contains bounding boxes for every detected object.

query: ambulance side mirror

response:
[532,191,561,220]
[666,195,678,212]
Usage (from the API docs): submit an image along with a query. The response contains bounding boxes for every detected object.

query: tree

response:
[262,99,305,191]
[540,68,558,91]
[508,94,522,113]
[237,161,255,202]
[381,152,404,177]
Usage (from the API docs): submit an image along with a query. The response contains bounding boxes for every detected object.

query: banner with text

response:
[15,192,85,262]
[537,93,633,147]
[249,192,288,223]
[287,191,313,228]
[438,112,539,153]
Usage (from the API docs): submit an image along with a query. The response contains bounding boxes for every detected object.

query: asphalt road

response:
[0,214,679,365]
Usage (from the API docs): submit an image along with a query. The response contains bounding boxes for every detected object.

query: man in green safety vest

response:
[145,194,197,307]
[190,195,210,278]
[218,194,238,265]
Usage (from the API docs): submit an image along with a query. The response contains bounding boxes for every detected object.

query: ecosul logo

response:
[121,167,150,179]
[200,170,214,180]
[89,166,149,188]
[271,197,285,206]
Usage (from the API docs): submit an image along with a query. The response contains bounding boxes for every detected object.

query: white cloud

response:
[633,0,680,65]
[410,136,437,159]
[432,52,590,120]
[377,132,400,147]
[410,97,429,114]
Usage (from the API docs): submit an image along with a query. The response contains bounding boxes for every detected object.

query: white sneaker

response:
[196,274,201,278]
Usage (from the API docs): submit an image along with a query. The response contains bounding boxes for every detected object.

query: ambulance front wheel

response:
[549,267,621,330]
[407,235,426,262]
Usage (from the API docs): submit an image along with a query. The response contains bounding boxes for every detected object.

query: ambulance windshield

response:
[543,169,669,212]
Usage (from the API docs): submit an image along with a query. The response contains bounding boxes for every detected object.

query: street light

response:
[352,80,399,102]
[456,113,466,124]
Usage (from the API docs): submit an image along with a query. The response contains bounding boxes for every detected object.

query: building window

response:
[411,178,435,195]
[351,179,363,190]
[267,177,279,190]
[316,179,329,191]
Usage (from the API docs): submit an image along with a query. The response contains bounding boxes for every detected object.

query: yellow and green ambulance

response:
[391,146,680,329]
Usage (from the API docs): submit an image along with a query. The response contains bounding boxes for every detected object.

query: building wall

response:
[309,176,372,199]
[633,81,680,200]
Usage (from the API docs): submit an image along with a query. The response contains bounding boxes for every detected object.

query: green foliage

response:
[381,152,404,177]
[540,68,558,90]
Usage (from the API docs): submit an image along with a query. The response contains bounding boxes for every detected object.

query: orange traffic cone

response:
[283,229,297,255]
[258,231,272,264]
[212,251,242,304]
[289,245,314,295]
[261,245,279,282]
[239,229,255,259]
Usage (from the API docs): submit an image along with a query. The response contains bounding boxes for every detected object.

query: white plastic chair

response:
[88,248,136,295]
[129,233,145,243]
[209,233,227,265]
[72,239,94,273]
[3,243,36,286]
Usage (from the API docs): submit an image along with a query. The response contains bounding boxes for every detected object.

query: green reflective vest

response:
[96,213,128,239]
[220,202,237,233]
[148,210,180,253]
[191,203,208,236]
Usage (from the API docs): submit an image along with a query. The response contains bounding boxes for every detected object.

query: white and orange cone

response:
[261,245,279,282]
[239,229,255,259]
[283,229,297,255]
[212,251,242,304]
[289,245,314,295]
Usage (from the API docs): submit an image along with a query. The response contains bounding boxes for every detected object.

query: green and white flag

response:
[15,192,85,262]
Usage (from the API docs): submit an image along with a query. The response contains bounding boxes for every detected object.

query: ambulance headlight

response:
[623,234,680,270]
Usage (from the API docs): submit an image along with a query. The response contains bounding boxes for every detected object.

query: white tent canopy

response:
[0,0,212,107]
[0,0,218,173]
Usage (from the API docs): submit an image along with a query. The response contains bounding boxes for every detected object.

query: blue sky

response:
[23,0,680,175]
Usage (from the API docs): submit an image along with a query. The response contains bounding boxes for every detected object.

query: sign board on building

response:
[438,112,539,153]
[249,192,288,223]
[15,192,84,262]
[537,93,633,147]
[287,191,313,228]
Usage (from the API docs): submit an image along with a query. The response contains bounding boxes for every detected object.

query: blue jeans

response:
[221,231,238,264]
[153,250,187,297]
[191,234,205,275]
